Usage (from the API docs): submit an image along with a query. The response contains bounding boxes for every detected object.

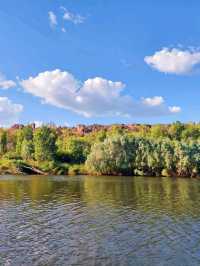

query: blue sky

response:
[0,0,200,126]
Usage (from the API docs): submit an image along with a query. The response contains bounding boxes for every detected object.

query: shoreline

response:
[0,122,200,178]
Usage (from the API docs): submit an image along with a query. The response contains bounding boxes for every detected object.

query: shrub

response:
[86,135,134,175]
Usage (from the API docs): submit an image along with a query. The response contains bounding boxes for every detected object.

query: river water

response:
[1,175,200,265]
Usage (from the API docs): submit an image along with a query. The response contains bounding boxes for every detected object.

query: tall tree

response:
[0,131,7,154]
[33,126,57,161]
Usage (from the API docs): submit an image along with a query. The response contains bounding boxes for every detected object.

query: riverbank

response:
[0,122,200,177]
[0,158,86,176]
[0,158,198,178]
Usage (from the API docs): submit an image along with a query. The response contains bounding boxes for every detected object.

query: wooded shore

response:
[0,122,200,177]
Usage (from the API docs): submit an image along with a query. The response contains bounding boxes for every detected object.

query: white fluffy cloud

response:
[0,73,16,89]
[61,7,85,24]
[0,97,23,126]
[142,96,164,106]
[145,48,200,74]
[48,11,57,27]
[20,69,181,118]
[169,106,181,113]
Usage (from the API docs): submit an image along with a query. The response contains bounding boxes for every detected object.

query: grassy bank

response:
[0,158,87,176]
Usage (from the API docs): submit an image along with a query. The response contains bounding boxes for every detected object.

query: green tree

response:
[21,139,34,160]
[161,139,175,176]
[34,126,57,161]
[57,136,90,163]
[16,127,34,155]
[150,124,168,139]
[86,135,134,175]
[0,131,7,154]
[16,130,24,155]
[64,138,89,163]
[168,121,185,140]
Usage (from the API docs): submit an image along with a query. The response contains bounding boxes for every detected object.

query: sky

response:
[0,0,200,126]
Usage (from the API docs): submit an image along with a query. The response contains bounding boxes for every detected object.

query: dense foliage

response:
[86,135,134,175]
[1,122,200,177]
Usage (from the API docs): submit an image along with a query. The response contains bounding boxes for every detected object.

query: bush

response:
[86,135,134,175]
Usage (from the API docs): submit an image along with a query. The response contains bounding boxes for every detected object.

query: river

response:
[1,175,200,265]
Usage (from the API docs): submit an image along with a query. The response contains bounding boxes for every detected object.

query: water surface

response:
[1,175,200,265]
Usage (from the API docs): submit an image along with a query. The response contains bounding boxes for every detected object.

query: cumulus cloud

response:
[142,96,164,106]
[169,106,181,113]
[0,73,16,89]
[61,7,85,24]
[20,69,181,118]
[144,48,200,75]
[48,11,57,28]
[0,97,23,126]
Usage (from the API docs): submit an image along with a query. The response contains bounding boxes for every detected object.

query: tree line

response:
[1,121,200,177]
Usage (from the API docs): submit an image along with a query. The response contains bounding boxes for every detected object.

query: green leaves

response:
[57,136,90,163]
[0,123,200,177]
[86,135,134,175]
[86,135,200,177]
[33,126,57,161]
[0,131,7,154]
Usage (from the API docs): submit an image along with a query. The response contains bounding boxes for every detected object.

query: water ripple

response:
[1,176,200,265]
